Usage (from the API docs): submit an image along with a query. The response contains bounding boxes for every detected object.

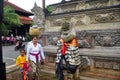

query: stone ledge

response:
[43,46,120,58]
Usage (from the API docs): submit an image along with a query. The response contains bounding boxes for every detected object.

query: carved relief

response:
[46,32,60,45]
[70,17,78,25]
[52,7,63,14]
[88,0,109,9]
[52,17,71,26]
[103,36,112,46]
[94,60,120,70]
[90,13,119,24]
[45,20,51,30]
[76,1,86,10]
[95,61,103,68]
[49,0,120,14]
[70,14,91,26]
[104,62,112,69]
[95,13,114,23]
[113,0,120,5]
[113,63,120,70]
[93,29,120,46]
[76,14,90,25]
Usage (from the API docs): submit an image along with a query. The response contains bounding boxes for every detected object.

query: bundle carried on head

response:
[29,25,41,36]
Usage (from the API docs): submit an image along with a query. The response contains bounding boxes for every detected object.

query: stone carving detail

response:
[44,20,51,31]
[31,2,45,28]
[95,60,120,70]
[93,29,120,46]
[104,62,112,69]
[95,13,114,23]
[103,36,112,46]
[53,18,64,26]
[95,61,103,68]
[75,14,90,25]
[90,13,120,24]
[77,31,92,48]
[113,63,120,70]
[76,1,86,10]
[43,29,120,46]
[46,32,60,45]
[89,13,120,24]
[113,0,120,5]
[52,7,63,14]
[49,0,120,14]
[88,0,109,9]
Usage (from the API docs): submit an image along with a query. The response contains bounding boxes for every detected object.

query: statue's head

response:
[60,22,71,35]
[31,2,42,14]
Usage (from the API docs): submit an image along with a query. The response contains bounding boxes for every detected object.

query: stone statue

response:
[31,2,45,28]
[55,22,87,80]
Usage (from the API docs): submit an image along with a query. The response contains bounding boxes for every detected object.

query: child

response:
[16,49,28,80]
[16,49,26,72]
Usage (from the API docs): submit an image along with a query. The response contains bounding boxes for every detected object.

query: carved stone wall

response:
[44,0,120,47]
[42,1,120,79]
[89,29,120,46]
[43,29,120,46]
[49,0,120,14]
[45,10,120,32]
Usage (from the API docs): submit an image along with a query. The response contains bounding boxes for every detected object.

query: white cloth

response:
[26,42,45,63]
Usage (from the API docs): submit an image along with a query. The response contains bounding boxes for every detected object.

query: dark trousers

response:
[56,56,78,80]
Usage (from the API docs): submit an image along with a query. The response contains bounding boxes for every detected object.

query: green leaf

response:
[1,5,23,35]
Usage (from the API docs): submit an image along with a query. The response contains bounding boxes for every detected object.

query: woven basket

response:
[29,27,41,36]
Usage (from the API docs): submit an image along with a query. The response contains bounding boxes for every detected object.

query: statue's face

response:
[61,22,71,35]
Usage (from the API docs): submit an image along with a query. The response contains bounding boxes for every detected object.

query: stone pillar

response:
[42,0,45,9]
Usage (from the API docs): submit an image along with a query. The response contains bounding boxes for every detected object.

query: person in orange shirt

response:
[16,49,26,73]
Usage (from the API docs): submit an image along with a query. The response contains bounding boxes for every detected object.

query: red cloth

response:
[23,62,31,72]
[30,53,40,62]
[61,44,67,55]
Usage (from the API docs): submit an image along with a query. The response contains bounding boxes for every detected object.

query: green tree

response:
[1,5,22,35]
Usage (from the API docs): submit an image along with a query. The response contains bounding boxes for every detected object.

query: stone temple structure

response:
[32,0,120,79]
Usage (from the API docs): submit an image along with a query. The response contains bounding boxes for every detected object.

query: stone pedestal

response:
[90,57,120,77]
[79,46,120,79]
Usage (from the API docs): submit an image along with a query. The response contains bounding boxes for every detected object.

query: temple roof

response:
[4,1,33,24]
[4,1,34,16]
[19,16,32,24]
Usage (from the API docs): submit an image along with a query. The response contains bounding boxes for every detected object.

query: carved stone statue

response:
[31,2,45,28]
[55,22,88,80]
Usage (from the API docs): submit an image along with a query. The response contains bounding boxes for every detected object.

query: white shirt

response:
[25,41,32,52]
[26,42,45,63]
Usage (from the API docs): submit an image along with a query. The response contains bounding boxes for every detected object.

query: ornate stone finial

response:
[34,2,37,7]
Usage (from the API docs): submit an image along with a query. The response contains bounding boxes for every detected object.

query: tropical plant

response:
[1,5,22,35]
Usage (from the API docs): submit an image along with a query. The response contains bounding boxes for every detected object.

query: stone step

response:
[80,71,120,80]
[43,65,55,70]
[80,76,103,80]
[46,63,55,67]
